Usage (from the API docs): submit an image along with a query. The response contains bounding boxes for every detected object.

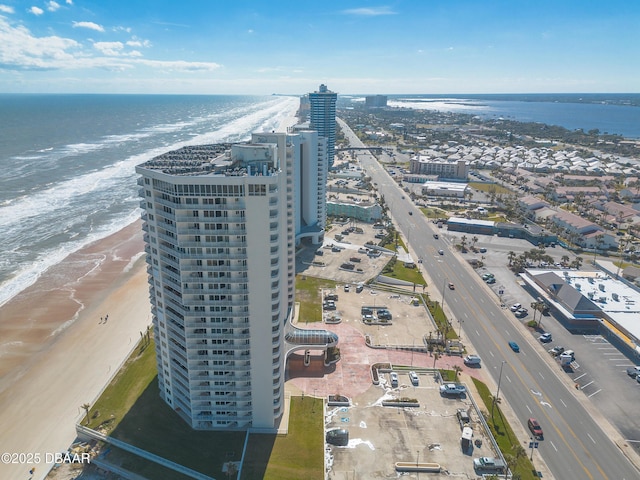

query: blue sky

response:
[0,0,638,94]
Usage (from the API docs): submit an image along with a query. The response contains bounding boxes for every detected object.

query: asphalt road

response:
[338,118,640,480]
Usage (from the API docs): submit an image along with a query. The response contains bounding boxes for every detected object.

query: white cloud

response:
[93,41,124,56]
[72,21,105,32]
[29,6,44,15]
[0,17,220,73]
[342,6,396,16]
[136,59,221,72]
[0,4,14,13]
[0,17,79,69]
[66,0,72,4]
[126,38,151,48]
[47,1,60,12]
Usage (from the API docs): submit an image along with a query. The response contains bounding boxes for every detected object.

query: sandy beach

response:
[0,221,153,480]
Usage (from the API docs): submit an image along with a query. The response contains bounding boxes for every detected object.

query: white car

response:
[390,372,399,387]
[539,333,552,343]
[409,371,419,386]
[439,383,466,396]
[510,303,522,312]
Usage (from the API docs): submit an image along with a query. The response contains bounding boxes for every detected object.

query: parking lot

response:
[325,370,501,479]
[440,228,640,456]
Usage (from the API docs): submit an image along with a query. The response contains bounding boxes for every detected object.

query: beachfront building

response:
[136,135,297,430]
[309,84,337,168]
[288,127,328,244]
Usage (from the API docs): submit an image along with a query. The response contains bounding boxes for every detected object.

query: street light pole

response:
[493,361,506,414]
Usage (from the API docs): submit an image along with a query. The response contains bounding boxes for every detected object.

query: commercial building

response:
[136,131,336,431]
[309,84,337,168]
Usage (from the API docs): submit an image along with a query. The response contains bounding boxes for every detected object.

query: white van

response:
[464,355,482,367]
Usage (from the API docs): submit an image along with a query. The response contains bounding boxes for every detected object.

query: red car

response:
[528,418,543,439]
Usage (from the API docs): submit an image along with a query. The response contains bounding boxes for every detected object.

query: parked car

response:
[409,371,419,386]
[528,418,544,439]
[539,333,552,343]
[344,284,350,292]
[440,383,466,397]
[448,282,455,290]
[515,308,528,318]
[473,457,506,474]
[549,346,565,356]
[438,249,444,255]
[463,355,482,367]
[509,341,520,352]
[510,303,522,312]
[479,247,487,253]
[485,277,496,284]
[390,372,399,387]
[626,366,640,378]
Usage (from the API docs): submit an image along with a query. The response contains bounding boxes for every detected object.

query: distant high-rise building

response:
[365,95,388,109]
[136,131,336,431]
[308,84,337,168]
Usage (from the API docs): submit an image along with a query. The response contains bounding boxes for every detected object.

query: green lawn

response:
[295,275,337,323]
[241,397,324,480]
[84,337,324,479]
[472,378,538,480]
[380,255,427,286]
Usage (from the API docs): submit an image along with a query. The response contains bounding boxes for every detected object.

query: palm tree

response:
[507,251,516,267]
[472,236,479,249]
[561,254,570,266]
[460,235,468,251]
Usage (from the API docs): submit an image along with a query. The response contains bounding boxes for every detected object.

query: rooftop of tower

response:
[138,143,280,177]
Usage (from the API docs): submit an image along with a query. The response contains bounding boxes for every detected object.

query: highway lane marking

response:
[587,433,596,444]
[488,350,494,357]
[550,441,558,452]
[451,284,604,479]
[560,398,567,408]
[588,389,602,398]
[526,404,532,413]
[464,312,469,318]
[475,329,480,336]
[540,401,552,408]
[538,371,545,380]
[505,374,512,383]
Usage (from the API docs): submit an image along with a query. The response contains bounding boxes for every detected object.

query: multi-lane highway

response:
[338,118,640,480]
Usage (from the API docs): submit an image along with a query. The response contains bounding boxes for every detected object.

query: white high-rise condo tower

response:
[136,134,296,430]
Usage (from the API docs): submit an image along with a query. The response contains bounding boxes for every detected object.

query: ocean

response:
[0,94,300,307]
[0,93,638,309]
[387,93,640,139]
